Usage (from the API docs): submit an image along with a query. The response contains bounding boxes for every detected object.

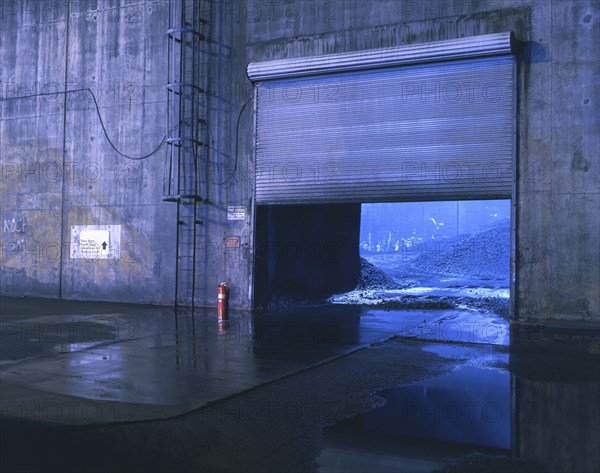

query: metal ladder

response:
[163,0,209,308]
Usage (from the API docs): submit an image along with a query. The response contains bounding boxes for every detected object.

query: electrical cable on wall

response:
[1,88,175,160]
[3,88,253,177]
[196,95,252,184]
[233,95,254,176]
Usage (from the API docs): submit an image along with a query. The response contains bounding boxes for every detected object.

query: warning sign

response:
[227,206,246,221]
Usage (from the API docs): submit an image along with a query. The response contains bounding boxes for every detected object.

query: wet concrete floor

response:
[0,296,506,425]
[1,297,598,472]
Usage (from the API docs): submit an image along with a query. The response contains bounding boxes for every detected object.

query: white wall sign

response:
[71,225,121,259]
[227,206,246,221]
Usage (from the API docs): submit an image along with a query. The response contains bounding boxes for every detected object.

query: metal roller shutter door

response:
[250,35,516,205]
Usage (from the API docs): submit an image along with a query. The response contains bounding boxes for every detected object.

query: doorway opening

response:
[329,200,511,341]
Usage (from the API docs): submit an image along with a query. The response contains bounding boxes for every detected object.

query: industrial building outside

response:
[0,1,598,472]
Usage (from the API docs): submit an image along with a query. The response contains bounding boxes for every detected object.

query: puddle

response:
[319,364,510,472]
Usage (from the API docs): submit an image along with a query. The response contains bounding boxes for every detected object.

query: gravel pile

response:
[459,295,510,319]
[357,257,405,290]
[412,219,510,279]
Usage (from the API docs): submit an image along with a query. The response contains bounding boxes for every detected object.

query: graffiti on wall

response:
[2,216,28,254]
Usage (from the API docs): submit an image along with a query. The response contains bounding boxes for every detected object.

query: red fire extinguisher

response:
[217,282,229,323]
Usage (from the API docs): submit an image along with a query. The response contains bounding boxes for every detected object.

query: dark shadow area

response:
[254,204,361,311]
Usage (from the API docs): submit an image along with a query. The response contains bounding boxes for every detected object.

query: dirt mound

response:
[412,219,510,279]
[357,257,404,290]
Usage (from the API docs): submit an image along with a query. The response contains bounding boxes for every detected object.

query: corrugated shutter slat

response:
[255,55,515,204]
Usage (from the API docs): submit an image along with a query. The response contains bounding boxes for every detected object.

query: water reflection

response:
[363,366,510,449]
[319,344,600,473]
[510,347,600,473]
[319,364,510,472]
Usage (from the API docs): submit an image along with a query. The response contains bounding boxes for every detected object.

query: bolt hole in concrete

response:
[330,200,511,345]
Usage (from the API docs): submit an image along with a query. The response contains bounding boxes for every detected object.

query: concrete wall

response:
[2,1,599,327]
[1,1,254,308]
[1,1,175,304]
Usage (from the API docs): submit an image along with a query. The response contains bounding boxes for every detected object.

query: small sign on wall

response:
[226,236,241,248]
[71,225,121,259]
[227,206,246,221]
